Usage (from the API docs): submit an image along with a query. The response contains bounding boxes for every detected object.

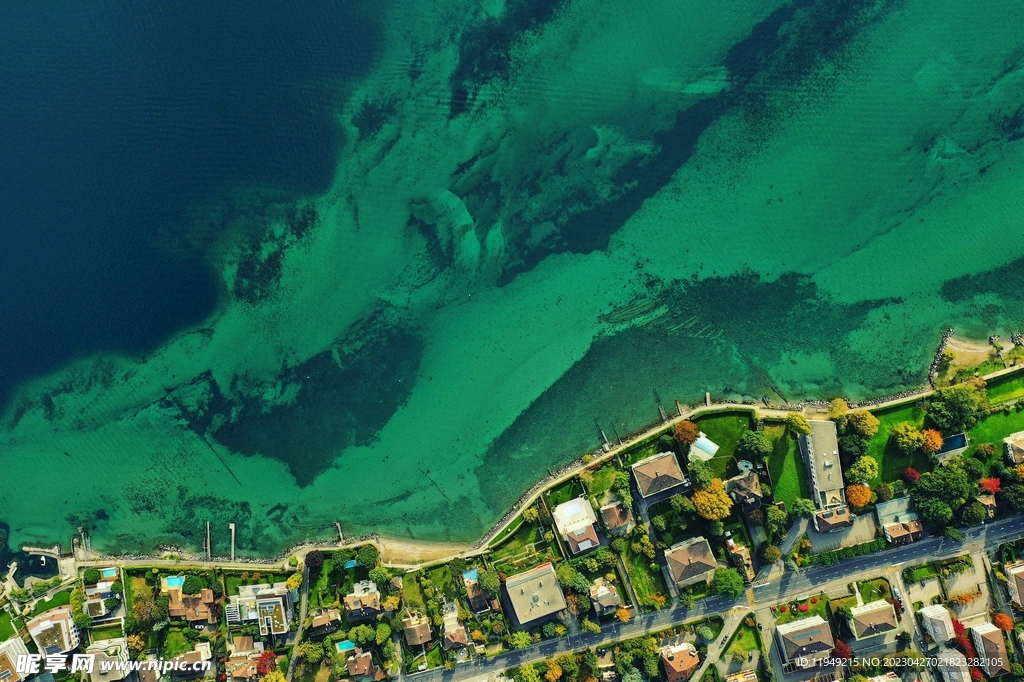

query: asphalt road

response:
[406,515,1024,682]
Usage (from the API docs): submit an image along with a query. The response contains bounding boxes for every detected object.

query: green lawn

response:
[766,426,809,506]
[0,611,16,640]
[401,572,425,612]
[28,589,72,617]
[725,622,760,657]
[858,578,890,603]
[987,371,1024,405]
[548,479,584,507]
[586,466,620,501]
[969,408,1024,447]
[904,563,937,582]
[308,559,334,610]
[161,629,192,658]
[775,594,828,625]
[694,412,755,477]
[622,550,667,609]
[428,566,457,601]
[90,625,124,642]
[488,515,525,547]
[491,521,542,568]
[865,404,930,484]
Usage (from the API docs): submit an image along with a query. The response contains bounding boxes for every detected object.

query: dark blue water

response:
[0,0,379,406]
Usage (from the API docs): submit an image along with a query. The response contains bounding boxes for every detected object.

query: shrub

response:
[103,597,120,611]
[83,568,101,585]
[806,538,887,566]
[181,575,204,595]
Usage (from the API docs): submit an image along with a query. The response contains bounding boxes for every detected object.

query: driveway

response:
[806,515,877,553]
[944,554,991,620]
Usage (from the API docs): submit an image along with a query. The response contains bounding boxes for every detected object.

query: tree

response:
[891,422,925,453]
[786,413,812,435]
[127,634,146,652]
[873,482,893,502]
[670,494,695,515]
[133,594,155,624]
[922,429,944,454]
[510,631,533,649]
[959,501,987,527]
[679,592,695,609]
[710,569,745,598]
[369,567,392,585]
[761,546,781,563]
[305,550,324,572]
[257,651,278,675]
[737,431,772,461]
[918,497,954,526]
[478,569,501,597]
[262,673,287,682]
[581,619,601,634]
[376,622,392,645]
[181,575,204,595]
[838,434,870,464]
[383,595,400,611]
[523,506,540,522]
[897,631,913,644]
[545,660,562,682]
[612,607,631,623]
[83,568,101,585]
[846,410,880,438]
[765,506,789,539]
[994,613,1013,631]
[846,484,871,509]
[833,641,852,660]
[929,381,988,432]
[674,420,699,446]
[621,669,643,682]
[912,465,974,520]
[904,467,921,483]
[356,545,379,569]
[298,640,324,661]
[828,399,849,419]
[516,665,543,682]
[692,479,733,520]
[789,498,816,519]
[944,527,963,542]
[845,456,879,484]
[349,624,376,646]
[980,477,1002,494]
[689,459,714,490]
[1003,485,1024,513]
[286,573,302,591]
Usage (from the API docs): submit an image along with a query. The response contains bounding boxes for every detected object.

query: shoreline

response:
[30,332,1024,569]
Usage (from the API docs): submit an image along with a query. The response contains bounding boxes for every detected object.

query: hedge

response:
[806,538,888,566]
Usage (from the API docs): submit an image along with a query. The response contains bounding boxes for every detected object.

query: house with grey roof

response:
[502,562,567,628]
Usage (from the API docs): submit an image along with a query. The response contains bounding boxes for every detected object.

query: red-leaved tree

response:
[833,641,852,660]
[980,477,1002,494]
[969,668,983,682]
[903,467,921,483]
[256,652,277,675]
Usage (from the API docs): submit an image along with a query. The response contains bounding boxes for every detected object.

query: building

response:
[934,433,970,466]
[442,601,469,651]
[723,672,757,682]
[589,578,622,617]
[724,472,762,513]
[688,433,720,463]
[27,605,80,655]
[1004,559,1024,606]
[0,636,31,682]
[919,604,955,644]
[599,502,634,536]
[664,537,718,589]
[659,643,700,682]
[774,616,835,668]
[402,611,432,647]
[169,589,218,625]
[1004,431,1024,465]
[884,519,924,544]
[309,608,342,637]
[343,581,382,623]
[346,648,386,682]
[971,622,1010,678]
[224,583,294,636]
[725,537,755,581]
[631,452,686,498]
[936,647,972,682]
[875,497,923,544]
[814,507,852,533]
[800,420,847,509]
[226,637,264,681]
[848,600,898,640]
[502,563,567,628]
[977,494,997,519]
[462,569,490,614]
[85,638,132,682]
[552,498,601,555]
[170,641,213,680]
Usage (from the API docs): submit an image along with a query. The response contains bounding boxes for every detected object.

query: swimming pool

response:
[335,641,355,653]
[101,568,118,579]
[165,576,184,588]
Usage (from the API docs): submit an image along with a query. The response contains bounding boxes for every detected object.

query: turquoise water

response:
[166,576,185,588]
[336,641,356,653]
[2,0,1024,556]
[101,568,118,579]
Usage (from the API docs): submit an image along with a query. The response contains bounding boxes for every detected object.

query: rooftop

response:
[775,615,835,662]
[631,452,685,498]
[801,420,845,509]
[504,563,567,627]
[849,600,898,639]
[664,537,717,585]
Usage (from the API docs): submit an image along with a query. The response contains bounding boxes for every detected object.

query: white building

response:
[919,604,956,644]
[86,638,132,682]
[26,605,80,655]
[552,498,600,554]
[225,583,294,636]
[936,648,971,682]
[0,636,31,682]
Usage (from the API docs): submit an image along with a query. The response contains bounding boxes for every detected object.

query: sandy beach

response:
[376,536,472,566]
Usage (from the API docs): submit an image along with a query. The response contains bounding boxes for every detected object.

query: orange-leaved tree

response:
[693,479,733,520]
[994,613,1013,631]
[922,429,944,454]
[674,420,699,446]
[979,477,1001,494]
[846,483,872,509]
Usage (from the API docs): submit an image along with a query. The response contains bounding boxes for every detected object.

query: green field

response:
[428,565,457,601]
[775,594,828,625]
[694,411,755,477]
[622,550,667,609]
[28,589,72,617]
[547,478,584,507]
[865,404,930,484]
[90,624,124,642]
[765,425,809,506]
[401,572,425,612]
[725,621,761,657]
[161,629,192,658]
[904,563,937,582]
[987,371,1024,405]
[0,611,16,640]
[308,559,334,610]
[586,465,620,501]
[969,408,1024,448]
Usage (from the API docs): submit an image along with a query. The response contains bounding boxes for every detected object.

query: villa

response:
[599,501,634,536]
[919,604,955,644]
[86,638,132,682]
[27,605,80,655]
[774,616,835,669]
[0,636,31,682]
[309,608,342,637]
[552,497,601,555]
[847,600,898,640]
[971,623,1010,678]
[724,471,762,513]
[664,536,718,589]
[725,536,754,581]
[688,433,719,464]
[631,452,686,498]
[659,642,700,682]
[170,641,213,680]
[1004,559,1024,606]
[502,562,567,628]
[462,569,491,614]
[799,420,852,532]
[344,581,382,623]
[442,601,469,651]
[936,648,971,682]
[226,637,265,681]
[347,648,386,682]
[224,582,294,636]
[1004,431,1024,465]
[402,612,432,647]
[589,577,622,617]
[875,497,924,545]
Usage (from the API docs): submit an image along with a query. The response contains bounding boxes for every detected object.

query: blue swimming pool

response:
[336,641,355,653]
[166,576,184,587]
[101,568,118,579]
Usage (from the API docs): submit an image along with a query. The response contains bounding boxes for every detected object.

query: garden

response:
[765,424,809,507]
[857,578,890,603]
[28,588,71,617]
[723,616,761,662]
[0,610,18,640]
[773,594,827,625]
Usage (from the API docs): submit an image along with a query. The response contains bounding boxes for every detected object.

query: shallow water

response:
[2,0,1024,556]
